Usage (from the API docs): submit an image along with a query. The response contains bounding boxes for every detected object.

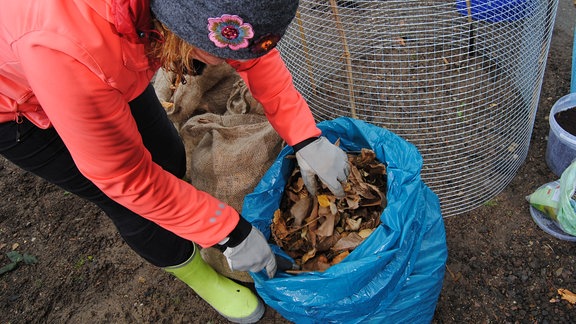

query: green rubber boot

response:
[164,246,264,323]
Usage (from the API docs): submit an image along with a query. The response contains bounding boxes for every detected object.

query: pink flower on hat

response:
[207,14,254,50]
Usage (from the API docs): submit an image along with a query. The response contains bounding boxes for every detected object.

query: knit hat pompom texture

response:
[151,0,299,60]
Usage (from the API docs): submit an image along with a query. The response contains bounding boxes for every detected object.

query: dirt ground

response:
[2,5,576,324]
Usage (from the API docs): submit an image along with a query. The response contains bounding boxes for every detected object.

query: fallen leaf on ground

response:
[558,288,576,304]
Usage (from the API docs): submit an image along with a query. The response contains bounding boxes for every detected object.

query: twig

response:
[285,215,322,237]
[446,265,462,282]
[285,269,311,275]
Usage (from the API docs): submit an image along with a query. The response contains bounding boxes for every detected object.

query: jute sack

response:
[225,79,265,116]
[180,113,282,212]
[153,64,240,130]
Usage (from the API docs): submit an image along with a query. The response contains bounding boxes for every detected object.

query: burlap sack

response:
[199,247,253,283]
[153,64,240,130]
[180,113,282,212]
[225,80,265,116]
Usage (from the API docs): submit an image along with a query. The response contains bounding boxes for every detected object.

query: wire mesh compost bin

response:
[278,0,559,216]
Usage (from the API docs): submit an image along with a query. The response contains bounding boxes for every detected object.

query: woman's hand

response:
[295,136,350,198]
[218,216,277,278]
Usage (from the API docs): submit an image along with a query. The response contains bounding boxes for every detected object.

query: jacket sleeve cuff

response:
[216,215,252,251]
[292,136,319,153]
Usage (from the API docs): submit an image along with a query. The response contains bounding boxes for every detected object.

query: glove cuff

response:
[292,136,319,153]
[216,215,252,251]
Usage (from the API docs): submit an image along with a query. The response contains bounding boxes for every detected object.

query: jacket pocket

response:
[120,38,150,71]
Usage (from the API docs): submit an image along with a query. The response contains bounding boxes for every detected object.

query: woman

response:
[0,0,350,322]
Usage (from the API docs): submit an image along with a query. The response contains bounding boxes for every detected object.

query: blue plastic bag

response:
[243,118,447,323]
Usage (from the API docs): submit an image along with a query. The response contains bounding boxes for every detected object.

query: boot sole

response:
[221,297,265,324]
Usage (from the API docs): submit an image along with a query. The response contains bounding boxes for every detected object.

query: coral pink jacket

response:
[0,0,320,247]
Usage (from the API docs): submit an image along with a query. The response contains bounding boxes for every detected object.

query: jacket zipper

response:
[15,114,23,143]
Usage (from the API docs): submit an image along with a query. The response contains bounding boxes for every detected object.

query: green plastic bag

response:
[527,181,561,220]
[557,161,576,235]
[527,160,576,235]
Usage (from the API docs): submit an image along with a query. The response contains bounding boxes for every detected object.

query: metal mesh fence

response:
[278,0,559,216]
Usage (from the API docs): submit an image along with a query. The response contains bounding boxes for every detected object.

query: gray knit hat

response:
[150,0,299,60]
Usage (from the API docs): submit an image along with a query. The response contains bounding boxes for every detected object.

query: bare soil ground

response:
[1,6,575,324]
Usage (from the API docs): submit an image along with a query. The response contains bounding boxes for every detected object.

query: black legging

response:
[0,85,193,267]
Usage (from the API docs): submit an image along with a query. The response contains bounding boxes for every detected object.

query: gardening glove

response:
[217,216,277,278]
[294,136,350,198]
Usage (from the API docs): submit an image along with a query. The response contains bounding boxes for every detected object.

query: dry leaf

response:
[272,210,289,244]
[161,101,174,110]
[306,216,318,250]
[345,195,361,210]
[358,228,374,238]
[558,288,576,304]
[354,148,377,167]
[332,232,364,251]
[290,197,312,227]
[301,248,317,264]
[318,195,331,207]
[331,251,350,265]
[316,209,336,237]
[302,254,331,272]
[345,217,362,231]
[317,233,341,252]
[329,201,338,215]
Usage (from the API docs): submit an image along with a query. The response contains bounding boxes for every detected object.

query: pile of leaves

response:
[271,148,387,272]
